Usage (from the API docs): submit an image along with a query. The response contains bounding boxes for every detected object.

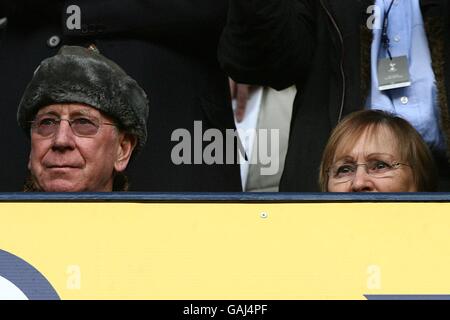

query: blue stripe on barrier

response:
[365,295,450,300]
[0,249,60,300]
[0,192,449,202]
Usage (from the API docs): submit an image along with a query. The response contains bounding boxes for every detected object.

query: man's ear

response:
[114,134,137,173]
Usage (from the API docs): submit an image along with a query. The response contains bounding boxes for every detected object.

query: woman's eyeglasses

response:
[327,160,410,183]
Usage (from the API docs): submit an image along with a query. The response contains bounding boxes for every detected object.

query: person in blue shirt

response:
[219,0,450,191]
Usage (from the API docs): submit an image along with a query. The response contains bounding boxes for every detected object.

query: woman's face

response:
[327,127,417,192]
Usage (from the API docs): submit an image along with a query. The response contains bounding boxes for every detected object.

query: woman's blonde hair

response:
[319,110,438,192]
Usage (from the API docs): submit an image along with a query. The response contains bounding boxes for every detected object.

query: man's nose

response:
[51,120,76,151]
[351,166,375,192]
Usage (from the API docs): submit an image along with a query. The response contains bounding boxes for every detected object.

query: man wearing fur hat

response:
[18,46,149,192]
[0,0,242,192]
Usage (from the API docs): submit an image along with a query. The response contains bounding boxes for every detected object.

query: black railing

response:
[0,192,450,202]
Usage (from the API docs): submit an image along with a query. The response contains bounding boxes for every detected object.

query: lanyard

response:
[381,0,396,60]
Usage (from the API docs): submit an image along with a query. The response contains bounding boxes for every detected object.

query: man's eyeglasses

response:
[327,160,410,183]
[30,115,116,138]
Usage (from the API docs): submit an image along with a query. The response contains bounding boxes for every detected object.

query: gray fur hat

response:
[17,45,149,152]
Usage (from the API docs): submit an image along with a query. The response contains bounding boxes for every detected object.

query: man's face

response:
[28,104,135,192]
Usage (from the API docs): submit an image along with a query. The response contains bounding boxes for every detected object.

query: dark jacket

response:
[0,1,242,192]
[218,0,450,191]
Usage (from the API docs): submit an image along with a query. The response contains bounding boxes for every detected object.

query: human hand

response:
[229,78,255,123]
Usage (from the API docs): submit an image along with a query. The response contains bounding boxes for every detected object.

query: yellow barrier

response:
[1,201,450,299]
